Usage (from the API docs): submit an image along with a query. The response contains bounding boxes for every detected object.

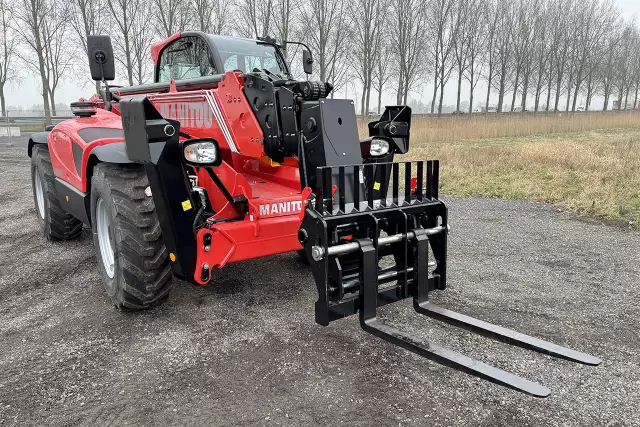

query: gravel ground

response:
[0,135,639,426]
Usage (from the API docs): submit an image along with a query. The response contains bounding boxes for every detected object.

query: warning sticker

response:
[181,200,192,211]
[373,182,381,190]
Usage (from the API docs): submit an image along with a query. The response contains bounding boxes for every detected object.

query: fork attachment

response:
[299,161,600,398]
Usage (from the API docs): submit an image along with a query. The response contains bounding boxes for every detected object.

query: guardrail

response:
[1,111,73,126]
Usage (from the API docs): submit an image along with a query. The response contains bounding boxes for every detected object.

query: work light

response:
[369,138,390,156]
[183,139,222,166]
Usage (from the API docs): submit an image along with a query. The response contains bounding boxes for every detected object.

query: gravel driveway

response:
[0,135,638,426]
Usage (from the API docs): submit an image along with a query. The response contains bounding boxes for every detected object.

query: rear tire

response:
[30,145,83,240]
[90,163,172,309]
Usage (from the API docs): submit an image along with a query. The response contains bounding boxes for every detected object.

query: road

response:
[0,135,639,426]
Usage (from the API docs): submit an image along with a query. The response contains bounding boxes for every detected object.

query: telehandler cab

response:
[27,33,600,397]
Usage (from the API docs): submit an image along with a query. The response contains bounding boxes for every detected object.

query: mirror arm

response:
[283,40,314,64]
[98,60,112,107]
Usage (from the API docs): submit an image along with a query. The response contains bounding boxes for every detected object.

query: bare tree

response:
[568,0,616,111]
[152,0,192,39]
[461,0,487,113]
[301,0,348,83]
[632,33,640,109]
[326,39,351,97]
[193,0,232,34]
[237,0,273,38]
[390,0,427,105]
[130,3,154,84]
[427,0,461,114]
[482,0,500,112]
[107,0,145,85]
[0,0,18,116]
[273,0,294,59]
[549,0,574,111]
[510,0,537,112]
[613,23,637,110]
[71,0,106,93]
[14,0,57,123]
[491,0,514,112]
[531,0,551,112]
[350,0,384,116]
[42,0,73,115]
[599,25,623,111]
[452,0,473,112]
[372,38,391,114]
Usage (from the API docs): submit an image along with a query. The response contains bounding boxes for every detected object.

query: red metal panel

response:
[151,32,181,65]
[48,130,77,185]
[214,72,265,159]
[193,214,303,284]
[49,109,125,192]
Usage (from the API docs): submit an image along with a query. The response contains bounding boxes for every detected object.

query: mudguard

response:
[89,142,133,164]
[27,132,50,157]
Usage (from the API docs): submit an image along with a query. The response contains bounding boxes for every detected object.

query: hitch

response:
[300,160,600,397]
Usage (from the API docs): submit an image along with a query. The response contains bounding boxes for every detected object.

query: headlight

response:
[369,138,390,156]
[183,139,221,166]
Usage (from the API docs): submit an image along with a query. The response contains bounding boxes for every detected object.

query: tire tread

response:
[32,146,83,241]
[94,163,171,309]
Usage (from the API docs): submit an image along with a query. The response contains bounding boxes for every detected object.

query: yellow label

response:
[181,200,192,211]
[169,253,176,262]
[258,155,280,167]
[373,182,381,190]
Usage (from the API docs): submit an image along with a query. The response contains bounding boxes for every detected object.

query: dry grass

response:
[401,128,640,227]
[358,111,640,143]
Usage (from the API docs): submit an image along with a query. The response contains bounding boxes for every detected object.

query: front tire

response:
[90,163,172,309]
[30,145,83,240]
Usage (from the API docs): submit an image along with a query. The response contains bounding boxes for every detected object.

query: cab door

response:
[155,36,218,84]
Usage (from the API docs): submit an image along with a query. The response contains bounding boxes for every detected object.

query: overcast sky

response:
[4,0,640,113]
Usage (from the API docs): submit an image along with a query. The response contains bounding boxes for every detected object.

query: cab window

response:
[158,37,217,83]
[210,35,289,75]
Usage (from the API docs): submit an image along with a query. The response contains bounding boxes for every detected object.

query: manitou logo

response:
[259,200,303,217]
[158,102,214,129]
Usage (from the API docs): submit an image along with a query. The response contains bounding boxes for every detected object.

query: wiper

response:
[167,41,193,54]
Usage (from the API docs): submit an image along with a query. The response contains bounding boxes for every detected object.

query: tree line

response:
[0,0,639,124]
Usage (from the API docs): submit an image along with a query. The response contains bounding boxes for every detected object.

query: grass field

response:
[0,124,46,132]
[401,127,640,228]
[359,110,640,143]
[358,111,640,227]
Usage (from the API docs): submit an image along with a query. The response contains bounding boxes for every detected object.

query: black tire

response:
[90,163,172,309]
[30,145,83,240]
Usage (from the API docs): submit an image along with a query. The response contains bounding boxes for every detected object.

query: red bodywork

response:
[49,71,307,285]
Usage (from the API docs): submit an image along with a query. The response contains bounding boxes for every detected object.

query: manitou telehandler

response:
[27,33,600,397]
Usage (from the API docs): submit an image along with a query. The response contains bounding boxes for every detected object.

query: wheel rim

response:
[34,171,45,219]
[96,197,115,278]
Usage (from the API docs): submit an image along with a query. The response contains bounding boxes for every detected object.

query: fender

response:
[27,131,50,157]
[52,143,132,227]
[89,142,133,164]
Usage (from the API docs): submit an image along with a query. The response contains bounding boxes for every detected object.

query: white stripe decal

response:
[205,90,240,154]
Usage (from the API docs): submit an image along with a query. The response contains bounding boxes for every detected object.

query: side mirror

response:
[87,35,115,81]
[303,50,313,75]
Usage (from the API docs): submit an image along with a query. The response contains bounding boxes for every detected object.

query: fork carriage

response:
[300,161,600,397]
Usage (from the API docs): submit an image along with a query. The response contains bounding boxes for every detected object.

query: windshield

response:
[208,35,289,76]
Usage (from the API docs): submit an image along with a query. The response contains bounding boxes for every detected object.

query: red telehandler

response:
[27,33,599,397]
